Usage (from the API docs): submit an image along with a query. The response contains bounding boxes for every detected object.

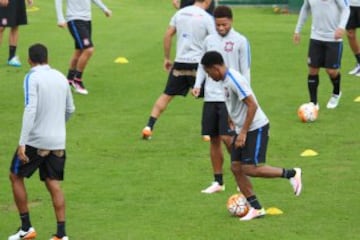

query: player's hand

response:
[334,28,345,40]
[172,0,180,9]
[192,88,200,97]
[234,131,247,148]
[57,22,67,28]
[104,10,112,17]
[293,33,301,44]
[0,0,9,7]
[17,145,29,164]
[164,59,172,72]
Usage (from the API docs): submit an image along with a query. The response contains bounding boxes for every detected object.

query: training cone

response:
[114,57,129,64]
[300,149,318,157]
[26,6,39,12]
[354,96,360,102]
[266,207,283,215]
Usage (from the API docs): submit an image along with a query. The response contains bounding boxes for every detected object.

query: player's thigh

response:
[308,39,325,68]
[202,102,219,136]
[324,42,343,69]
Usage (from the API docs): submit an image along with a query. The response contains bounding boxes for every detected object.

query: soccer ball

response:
[297,103,318,122]
[226,193,249,217]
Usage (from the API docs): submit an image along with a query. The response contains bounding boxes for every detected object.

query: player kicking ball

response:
[200,51,302,221]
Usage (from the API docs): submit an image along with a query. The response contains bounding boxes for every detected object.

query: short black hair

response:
[201,51,224,67]
[213,5,233,19]
[29,43,48,64]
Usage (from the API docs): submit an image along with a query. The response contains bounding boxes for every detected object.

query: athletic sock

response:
[147,116,157,130]
[246,195,262,210]
[67,69,76,80]
[20,212,31,231]
[74,71,83,80]
[214,173,223,186]
[355,54,360,64]
[308,74,319,104]
[56,221,66,238]
[9,45,16,61]
[282,168,296,179]
[330,73,341,95]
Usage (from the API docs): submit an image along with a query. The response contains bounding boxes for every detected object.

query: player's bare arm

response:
[0,0,9,7]
[163,26,176,72]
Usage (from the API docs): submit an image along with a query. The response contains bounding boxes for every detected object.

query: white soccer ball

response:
[226,193,249,217]
[297,103,318,122]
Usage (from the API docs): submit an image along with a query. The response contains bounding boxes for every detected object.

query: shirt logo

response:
[224,41,234,52]
[83,38,90,46]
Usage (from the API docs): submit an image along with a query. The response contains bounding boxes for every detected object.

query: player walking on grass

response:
[8,43,75,240]
[192,6,251,194]
[200,51,302,221]
[142,0,215,140]
[346,0,360,76]
[55,0,112,95]
[0,0,33,67]
[293,0,350,109]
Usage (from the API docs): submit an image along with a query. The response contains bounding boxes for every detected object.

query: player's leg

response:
[347,7,360,75]
[307,39,322,107]
[0,26,5,45]
[325,41,343,109]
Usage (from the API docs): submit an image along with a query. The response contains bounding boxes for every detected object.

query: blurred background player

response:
[142,0,215,140]
[192,6,251,194]
[201,51,302,221]
[55,0,112,95]
[347,0,360,76]
[293,0,350,109]
[172,0,215,14]
[0,0,33,67]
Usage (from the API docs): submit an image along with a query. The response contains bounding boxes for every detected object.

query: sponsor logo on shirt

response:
[224,41,234,52]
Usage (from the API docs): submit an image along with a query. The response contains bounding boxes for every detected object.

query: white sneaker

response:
[326,92,342,109]
[290,168,302,196]
[8,227,37,240]
[7,56,22,67]
[239,207,266,221]
[201,181,225,194]
[348,64,360,75]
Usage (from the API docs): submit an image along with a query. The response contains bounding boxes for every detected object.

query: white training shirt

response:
[19,65,75,150]
[294,0,350,42]
[169,5,216,63]
[350,0,360,7]
[222,68,268,132]
[55,0,110,23]
[195,28,251,102]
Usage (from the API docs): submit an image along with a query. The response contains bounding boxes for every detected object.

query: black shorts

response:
[231,124,269,165]
[308,39,343,69]
[68,20,93,49]
[163,62,198,96]
[346,6,360,30]
[0,0,27,27]
[10,145,66,181]
[202,102,231,136]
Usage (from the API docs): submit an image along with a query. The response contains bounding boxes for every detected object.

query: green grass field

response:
[1,1,360,239]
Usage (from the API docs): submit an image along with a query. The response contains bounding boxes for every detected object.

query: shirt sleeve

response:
[337,0,350,29]
[92,0,110,12]
[294,0,310,34]
[238,37,251,83]
[54,0,66,24]
[65,86,75,121]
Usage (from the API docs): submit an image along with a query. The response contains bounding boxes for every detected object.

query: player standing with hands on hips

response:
[293,0,350,110]
[55,0,112,95]
[200,51,302,221]
[8,43,75,240]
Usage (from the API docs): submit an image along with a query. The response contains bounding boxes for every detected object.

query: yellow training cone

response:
[26,6,40,12]
[300,149,318,157]
[354,96,360,102]
[114,57,129,64]
[266,207,283,215]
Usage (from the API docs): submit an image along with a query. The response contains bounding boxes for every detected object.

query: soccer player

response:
[192,6,251,194]
[8,43,75,240]
[347,0,360,76]
[55,0,112,95]
[0,0,33,67]
[293,0,350,109]
[200,51,302,221]
[142,0,215,140]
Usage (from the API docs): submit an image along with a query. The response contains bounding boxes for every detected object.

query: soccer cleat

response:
[71,79,88,95]
[201,181,225,194]
[348,64,360,75]
[142,126,152,140]
[8,227,37,240]
[290,167,302,196]
[49,236,69,240]
[326,92,341,109]
[239,207,266,221]
[7,56,22,67]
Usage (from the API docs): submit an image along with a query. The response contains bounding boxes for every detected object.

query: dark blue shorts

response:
[308,39,342,69]
[68,20,93,49]
[201,102,231,136]
[163,62,198,96]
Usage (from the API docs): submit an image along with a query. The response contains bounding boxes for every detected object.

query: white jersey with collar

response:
[170,5,216,63]
[223,68,268,132]
[195,28,251,102]
[19,65,75,150]
[295,0,350,42]
[55,0,110,23]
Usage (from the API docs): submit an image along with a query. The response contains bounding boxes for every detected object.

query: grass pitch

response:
[1,1,360,239]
